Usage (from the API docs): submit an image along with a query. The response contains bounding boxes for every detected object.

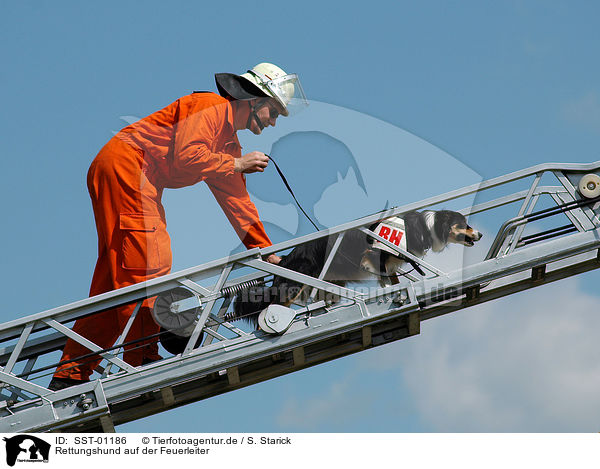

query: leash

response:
[266,154,320,231]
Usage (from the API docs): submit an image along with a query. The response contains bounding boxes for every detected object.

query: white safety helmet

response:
[240,63,307,116]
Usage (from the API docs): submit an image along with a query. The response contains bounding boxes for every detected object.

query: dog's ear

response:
[404,211,432,252]
[434,211,455,245]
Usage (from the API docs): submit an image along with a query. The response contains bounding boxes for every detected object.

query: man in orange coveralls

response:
[49,63,307,391]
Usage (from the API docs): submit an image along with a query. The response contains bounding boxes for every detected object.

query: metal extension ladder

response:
[1,161,599,433]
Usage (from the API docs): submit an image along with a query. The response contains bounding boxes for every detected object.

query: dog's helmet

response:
[215,63,307,117]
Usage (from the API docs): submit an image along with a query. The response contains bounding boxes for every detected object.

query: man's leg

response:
[51,139,171,388]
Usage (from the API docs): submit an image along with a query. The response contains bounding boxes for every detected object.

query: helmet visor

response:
[263,73,308,116]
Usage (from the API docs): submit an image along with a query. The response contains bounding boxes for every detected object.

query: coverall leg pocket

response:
[120,213,171,273]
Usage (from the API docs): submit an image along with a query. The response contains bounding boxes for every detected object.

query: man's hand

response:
[265,254,281,265]
[235,151,269,174]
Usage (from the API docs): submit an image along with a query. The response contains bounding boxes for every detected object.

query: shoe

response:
[48,377,88,391]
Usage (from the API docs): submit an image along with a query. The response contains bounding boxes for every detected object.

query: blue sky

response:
[2,1,600,432]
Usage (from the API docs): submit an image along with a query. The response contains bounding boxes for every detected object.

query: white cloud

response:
[276,372,370,430]
[359,276,600,431]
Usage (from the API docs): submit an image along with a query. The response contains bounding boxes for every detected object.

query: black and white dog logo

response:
[3,435,50,466]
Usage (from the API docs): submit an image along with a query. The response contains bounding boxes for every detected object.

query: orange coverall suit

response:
[54,92,271,381]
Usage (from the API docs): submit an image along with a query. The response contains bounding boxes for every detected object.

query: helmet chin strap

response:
[246,102,264,131]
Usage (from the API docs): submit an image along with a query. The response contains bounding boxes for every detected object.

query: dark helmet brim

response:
[215,73,269,101]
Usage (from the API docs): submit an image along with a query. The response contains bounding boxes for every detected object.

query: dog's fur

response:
[231,210,481,325]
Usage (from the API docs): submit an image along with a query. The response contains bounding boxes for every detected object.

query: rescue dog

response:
[231,210,482,326]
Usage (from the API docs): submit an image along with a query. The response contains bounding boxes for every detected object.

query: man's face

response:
[248,99,281,135]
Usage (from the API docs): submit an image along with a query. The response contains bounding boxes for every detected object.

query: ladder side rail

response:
[5,236,597,430]
[16,241,598,433]
[50,177,597,361]
[0,179,592,354]
[2,161,600,431]
[3,163,598,341]
[2,168,596,374]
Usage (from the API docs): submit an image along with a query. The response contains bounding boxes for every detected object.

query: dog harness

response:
[372,216,407,254]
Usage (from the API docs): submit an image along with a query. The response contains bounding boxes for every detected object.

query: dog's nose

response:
[474,231,483,240]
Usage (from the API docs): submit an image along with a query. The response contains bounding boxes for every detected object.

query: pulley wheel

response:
[578,173,600,199]
[152,287,200,331]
